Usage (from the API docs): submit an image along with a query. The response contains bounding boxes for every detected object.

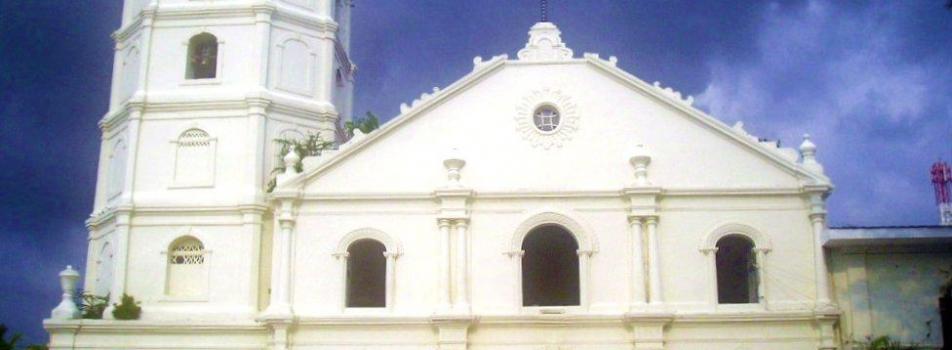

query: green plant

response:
[851,335,921,350]
[0,324,46,350]
[111,294,141,320]
[0,324,21,350]
[266,132,333,192]
[344,111,380,137]
[80,292,109,319]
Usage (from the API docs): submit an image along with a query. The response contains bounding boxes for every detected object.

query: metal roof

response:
[825,225,952,249]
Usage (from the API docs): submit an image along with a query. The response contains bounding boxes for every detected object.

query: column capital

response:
[643,216,659,225]
[438,218,453,228]
[245,97,271,114]
[251,2,277,17]
[453,219,469,228]
[275,198,297,227]
[628,216,644,225]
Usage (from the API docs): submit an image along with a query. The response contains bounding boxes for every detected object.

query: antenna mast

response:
[541,0,549,22]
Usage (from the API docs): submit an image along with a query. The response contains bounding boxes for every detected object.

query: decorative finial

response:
[283,147,301,175]
[51,265,81,320]
[443,148,466,188]
[629,144,653,187]
[799,134,824,174]
[541,0,549,22]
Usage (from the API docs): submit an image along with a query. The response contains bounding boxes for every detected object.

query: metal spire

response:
[541,0,549,22]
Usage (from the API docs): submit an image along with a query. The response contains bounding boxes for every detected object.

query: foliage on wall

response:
[266,132,333,192]
[848,335,925,350]
[346,112,380,136]
[79,292,109,319]
[335,111,380,143]
[111,294,141,320]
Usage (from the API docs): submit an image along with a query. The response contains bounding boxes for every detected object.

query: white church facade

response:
[45,1,844,349]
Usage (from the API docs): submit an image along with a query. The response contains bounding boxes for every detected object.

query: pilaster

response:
[432,315,475,350]
[452,219,471,313]
[240,205,267,313]
[627,216,647,311]
[805,185,835,312]
[816,313,840,350]
[624,145,665,313]
[436,152,473,315]
[625,314,673,350]
[245,98,271,204]
[104,208,133,319]
[644,216,663,307]
[260,194,299,321]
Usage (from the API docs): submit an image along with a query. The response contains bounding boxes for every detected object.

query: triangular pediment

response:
[277,23,829,195]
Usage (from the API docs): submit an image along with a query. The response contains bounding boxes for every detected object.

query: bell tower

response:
[85,0,354,319]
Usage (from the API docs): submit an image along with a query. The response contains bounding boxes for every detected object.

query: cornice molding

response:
[301,187,814,201]
[99,92,338,127]
[112,17,145,45]
[584,56,832,186]
[43,319,266,333]
[278,58,509,189]
[87,203,272,228]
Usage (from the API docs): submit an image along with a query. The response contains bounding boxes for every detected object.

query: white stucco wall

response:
[50,3,840,349]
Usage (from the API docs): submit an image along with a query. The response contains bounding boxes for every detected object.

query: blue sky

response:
[1,0,950,345]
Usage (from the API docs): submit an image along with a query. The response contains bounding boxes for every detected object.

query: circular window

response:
[533,105,561,132]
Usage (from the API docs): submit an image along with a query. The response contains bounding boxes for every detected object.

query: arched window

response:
[166,236,208,297]
[521,224,580,306]
[186,33,218,79]
[715,235,758,304]
[346,239,387,308]
[172,128,215,187]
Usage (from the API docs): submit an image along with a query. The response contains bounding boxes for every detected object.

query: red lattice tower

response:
[932,161,952,225]
[932,161,952,205]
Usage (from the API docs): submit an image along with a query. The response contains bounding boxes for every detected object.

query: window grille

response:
[178,128,210,147]
[533,105,561,132]
[169,239,205,265]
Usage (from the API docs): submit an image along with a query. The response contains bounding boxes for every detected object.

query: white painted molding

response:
[513,87,579,150]
[333,227,404,257]
[699,222,773,253]
[509,210,598,254]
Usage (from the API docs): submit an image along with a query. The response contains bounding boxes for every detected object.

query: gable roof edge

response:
[583,57,831,186]
[277,57,510,189]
